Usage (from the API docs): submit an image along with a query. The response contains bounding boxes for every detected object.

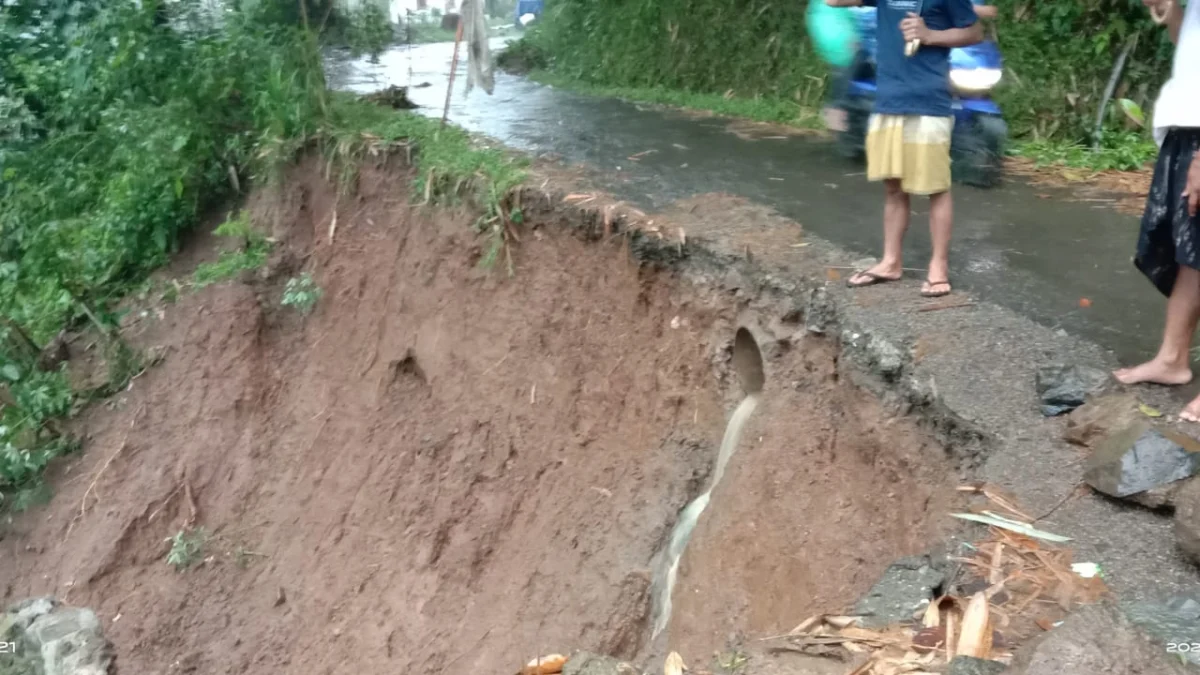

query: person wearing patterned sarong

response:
[1114,0,1200,420]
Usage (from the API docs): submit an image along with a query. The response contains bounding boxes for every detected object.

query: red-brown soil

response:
[0,156,955,674]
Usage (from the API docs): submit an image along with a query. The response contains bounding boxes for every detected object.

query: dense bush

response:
[343,1,396,59]
[992,0,1172,142]
[519,0,1175,154]
[0,0,326,506]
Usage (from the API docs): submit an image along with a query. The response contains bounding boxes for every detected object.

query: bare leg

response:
[849,179,909,285]
[1114,265,1200,386]
[924,190,953,295]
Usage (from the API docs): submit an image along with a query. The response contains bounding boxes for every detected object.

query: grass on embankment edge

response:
[526,69,826,131]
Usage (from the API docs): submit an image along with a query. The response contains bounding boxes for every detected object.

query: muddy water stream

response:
[651,329,765,638]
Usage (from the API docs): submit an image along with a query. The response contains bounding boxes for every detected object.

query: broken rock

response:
[1035,364,1108,417]
[805,286,836,335]
[1063,393,1142,447]
[853,554,946,629]
[1174,478,1200,566]
[867,335,906,381]
[1007,602,1189,674]
[2,597,114,675]
[1084,421,1200,504]
[1123,594,1200,667]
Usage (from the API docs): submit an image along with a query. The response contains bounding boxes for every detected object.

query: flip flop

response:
[921,279,952,298]
[847,270,902,288]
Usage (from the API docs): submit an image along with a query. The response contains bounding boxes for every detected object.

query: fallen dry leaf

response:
[663,651,686,675]
[827,268,843,282]
[521,654,567,675]
[1139,403,1164,418]
[1035,617,1056,631]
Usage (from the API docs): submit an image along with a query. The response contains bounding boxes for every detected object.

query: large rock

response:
[1006,603,1190,675]
[1035,364,1108,417]
[1063,393,1142,448]
[1175,478,1200,565]
[853,554,946,629]
[866,335,905,381]
[1,598,113,675]
[1123,594,1200,667]
[1084,421,1200,506]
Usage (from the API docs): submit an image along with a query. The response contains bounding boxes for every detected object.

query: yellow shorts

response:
[865,114,954,196]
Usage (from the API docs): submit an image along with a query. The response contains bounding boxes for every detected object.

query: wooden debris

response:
[520,654,567,675]
[921,601,940,628]
[663,651,686,675]
[988,543,1005,585]
[957,593,992,659]
[957,482,1036,522]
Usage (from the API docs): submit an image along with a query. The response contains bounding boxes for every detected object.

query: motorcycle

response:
[832,6,1008,188]
[514,0,545,29]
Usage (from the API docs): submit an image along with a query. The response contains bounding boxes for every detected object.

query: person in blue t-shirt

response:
[827,0,982,297]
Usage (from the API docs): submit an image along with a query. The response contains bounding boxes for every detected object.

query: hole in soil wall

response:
[1,157,958,675]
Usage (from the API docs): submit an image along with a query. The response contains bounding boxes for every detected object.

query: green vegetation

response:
[0,0,524,510]
[507,0,1175,169]
[1014,133,1158,173]
[281,273,323,315]
[531,71,824,129]
[193,212,273,289]
[165,526,209,570]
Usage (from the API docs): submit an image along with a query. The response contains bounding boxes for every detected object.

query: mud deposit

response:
[2,158,954,674]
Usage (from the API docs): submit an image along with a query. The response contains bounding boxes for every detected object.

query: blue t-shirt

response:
[863,0,978,117]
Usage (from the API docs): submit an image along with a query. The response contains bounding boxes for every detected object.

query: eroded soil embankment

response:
[1,157,954,674]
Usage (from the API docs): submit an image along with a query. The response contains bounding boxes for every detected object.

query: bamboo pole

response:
[442,14,466,127]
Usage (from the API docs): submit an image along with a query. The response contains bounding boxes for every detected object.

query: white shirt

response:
[1154,0,1200,145]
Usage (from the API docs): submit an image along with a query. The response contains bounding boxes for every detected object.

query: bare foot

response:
[1182,395,1200,423]
[1112,359,1193,386]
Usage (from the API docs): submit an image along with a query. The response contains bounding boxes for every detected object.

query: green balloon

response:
[806,1,859,69]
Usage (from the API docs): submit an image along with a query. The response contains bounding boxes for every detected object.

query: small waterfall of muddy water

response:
[650,328,765,639]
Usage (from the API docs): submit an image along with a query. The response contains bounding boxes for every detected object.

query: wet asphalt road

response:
[326,39,1165,365]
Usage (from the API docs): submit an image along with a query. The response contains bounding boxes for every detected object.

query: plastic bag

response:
[806,1,859,69]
